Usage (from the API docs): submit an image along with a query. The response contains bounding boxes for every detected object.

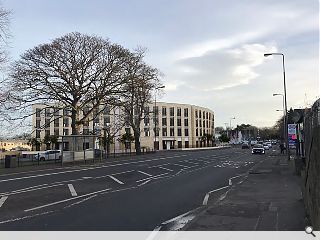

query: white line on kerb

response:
[137,170,153,177]
[108,175,124,185]
[67,184,78,197]
[0,196,8,208]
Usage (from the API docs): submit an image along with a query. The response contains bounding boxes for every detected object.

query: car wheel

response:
[40,157,45,161]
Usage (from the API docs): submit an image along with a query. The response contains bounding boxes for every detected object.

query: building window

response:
[200,120,202,127]
[45,118,50,128]
[199,110,202,118]
[196,120,198,127]
[45,108,51,118]
[36,108,41,117]
[162,128,167,136]
[104,106,110,115]
[125,128,131,135]
[54,118,59,128]
[178,128,182,136]
[203,111,205,119]
[178,141,182,148]
[170,107,174,117]
[162,118,167,126]
[36,119,41,128]
[184,108,188,117]
[144,116,150,126]
[195,110,198,118]
[36,130,41,138]
[203,120,205,128]
[53,108,60,116]
[170,128,174,136]
[177,108,181,117]
[185,128,189,136]
[144,106,150,116]
[196,128,198,136]
[177,118,181,126]
[45,130,50,136]
[104,116,110,125]
[185,141,189,148]
[54,129,59,136]
[83,129,89,135]
[162,107,167,116]
[153,106,159,117]
[184,119,188,127]
[63,129,69,136]
[63,118,69,127]
[170,118,174,126]
[144,128,150,137]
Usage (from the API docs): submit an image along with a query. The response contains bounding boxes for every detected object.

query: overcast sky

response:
[2,0,319,130]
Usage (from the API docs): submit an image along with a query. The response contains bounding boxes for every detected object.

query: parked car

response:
[263,144,270,150]
[241,143,250,149]
[251,144,265,154]
[36,150,62,161]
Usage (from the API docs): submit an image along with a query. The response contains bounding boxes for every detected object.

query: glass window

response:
[170,118,174,126]
[153,106,159,116]
[177,118,181,126]
[53,108,60,116]
[195,110,198,118]
[170,107,174,117]
[63,118,69,127]
[199,110,202,118]
[125,128,131,134]
[177,108,181,117]
[36,108,41,117]
[162,107,167,116]
[45,130,50,136]
[63,129,69,136]
[54,118,59,128]
[45,108,51,118]
[162,128,167,136]
[162,118,167,126]
[170,128,174,136]
[144,106,150,115]
[184,119,188,126]
[184,128,189,136]
[144,128,150,137]
[184,108,188,117]
[196,128,198,136]
[104,116,110,125]
[36,119,41,128]
[178,128,182,136]
[45,118,50,128]
[196,120,198,127]
[104,106,110,115]
[54,128,59,136]
[36,130,41,138]
[144,116,150,126]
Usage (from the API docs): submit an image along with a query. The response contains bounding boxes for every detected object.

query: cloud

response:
[171,43,277,91]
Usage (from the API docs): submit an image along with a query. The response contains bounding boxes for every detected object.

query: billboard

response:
[288,124,297,149]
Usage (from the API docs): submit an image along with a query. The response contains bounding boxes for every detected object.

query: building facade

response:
[31,102,214,151]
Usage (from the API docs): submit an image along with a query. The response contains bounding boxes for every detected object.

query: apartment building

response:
[31,102,214,151]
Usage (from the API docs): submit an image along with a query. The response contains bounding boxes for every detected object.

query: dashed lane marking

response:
[137,180,151,187]
[108,175,124,185]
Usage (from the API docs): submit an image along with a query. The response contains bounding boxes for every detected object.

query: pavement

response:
[184,151,306,231]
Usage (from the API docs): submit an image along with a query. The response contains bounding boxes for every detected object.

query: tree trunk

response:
[71,105,78,135]
[106,143,111,158]
[134,130,141,154]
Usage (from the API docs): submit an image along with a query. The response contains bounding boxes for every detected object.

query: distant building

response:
[0,140,31,151]
[31,102,215,151]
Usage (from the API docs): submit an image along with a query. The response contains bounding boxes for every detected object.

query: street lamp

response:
[229,117,235,139]
[154,85,165,150]
[273,93,286,143]
[265,53,289,161]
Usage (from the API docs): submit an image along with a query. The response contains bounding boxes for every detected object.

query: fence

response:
[303,98,320,229]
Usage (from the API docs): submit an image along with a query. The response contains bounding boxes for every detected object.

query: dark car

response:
[241,143,250,149]
[251,144,265,154]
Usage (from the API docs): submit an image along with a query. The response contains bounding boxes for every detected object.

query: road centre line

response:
[137,170,153,177]
[0,196,8,208]
[67,184,78,197]
[24,188,112,212]
[108,175,124,185]
[172,163,189,168]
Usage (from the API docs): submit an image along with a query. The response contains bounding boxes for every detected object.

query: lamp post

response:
[229,117,235,139]
[154,85,165,150]
[264,53,289,161]
[273,93,286,144]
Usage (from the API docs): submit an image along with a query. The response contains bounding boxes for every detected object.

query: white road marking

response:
[0,183,65,196]
[157,166,174,172]
[0,210,54,225]
[137,170,153,177]
[172,163,189,168]
[64,194,97,209]
[67,184,78,197]
[24,188,112,212]
[136,173,169,183]
[0,196,8,208]
[137,180,151,187]
[108,175,124,185]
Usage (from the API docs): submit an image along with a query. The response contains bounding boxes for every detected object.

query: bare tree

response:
[0,5,10,67]
[4,32,131,135]
[120,49,162,154]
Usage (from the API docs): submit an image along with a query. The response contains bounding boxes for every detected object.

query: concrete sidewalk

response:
[185,152,306,230]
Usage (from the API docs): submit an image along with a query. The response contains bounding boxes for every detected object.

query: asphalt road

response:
[0,147,272,230]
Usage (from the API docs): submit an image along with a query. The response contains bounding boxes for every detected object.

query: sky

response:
[2,0,319,131]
